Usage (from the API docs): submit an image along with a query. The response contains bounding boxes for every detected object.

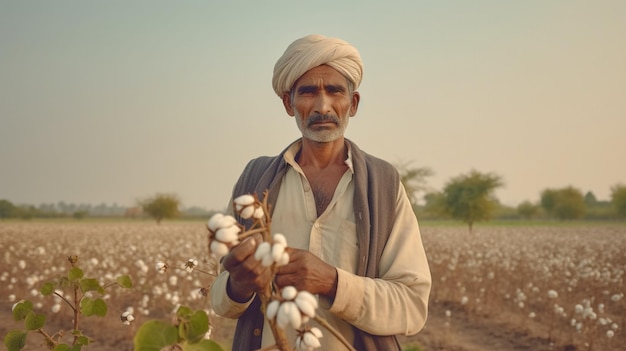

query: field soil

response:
[210,301,571,351]
[0,301,571,351]
[2,221,624,351]
[402,302,563,351]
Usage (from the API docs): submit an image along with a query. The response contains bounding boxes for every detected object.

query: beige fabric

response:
[210,141,431,349]
[272,34,363,97]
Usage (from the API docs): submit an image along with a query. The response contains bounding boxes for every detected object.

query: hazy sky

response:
[1,1,625,211]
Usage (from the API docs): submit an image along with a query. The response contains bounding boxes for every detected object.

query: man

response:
[210,34,431,351]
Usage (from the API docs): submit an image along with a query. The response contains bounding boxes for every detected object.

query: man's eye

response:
[327,87,345,94]
[297,86,318,95]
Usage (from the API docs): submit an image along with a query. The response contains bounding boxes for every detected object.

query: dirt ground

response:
[401,302,575,351]
[0,305,595,351]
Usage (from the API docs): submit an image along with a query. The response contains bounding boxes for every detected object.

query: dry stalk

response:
[230,190,352,351]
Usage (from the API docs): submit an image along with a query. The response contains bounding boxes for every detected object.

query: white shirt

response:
[210,141,431,349]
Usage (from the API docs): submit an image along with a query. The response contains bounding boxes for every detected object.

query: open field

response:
[1,220,624,351]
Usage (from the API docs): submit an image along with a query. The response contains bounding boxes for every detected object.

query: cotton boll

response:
[276,252,290,267]
[273,233,287,246]
[210,241,229,259]
[240,205,255,219]
[261,254,275,267]
[271,243,286,262]
[254,242,271,260]
[253,207,265,219]
[234,194,255,207]
[266,300,280,320]
[207,213,225,232]
[281,286,298,300]
[216,226,240,243]
[302,331,321,348]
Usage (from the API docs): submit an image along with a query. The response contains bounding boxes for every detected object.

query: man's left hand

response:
[274,248,338,300]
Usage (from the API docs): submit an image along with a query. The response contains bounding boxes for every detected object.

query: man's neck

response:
[297,137,347,170]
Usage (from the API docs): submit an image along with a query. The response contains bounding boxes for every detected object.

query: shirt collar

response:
[283,139,354,173]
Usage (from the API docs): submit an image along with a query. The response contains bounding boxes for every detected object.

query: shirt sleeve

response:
[328,183,432,336]
[209,270,255,319]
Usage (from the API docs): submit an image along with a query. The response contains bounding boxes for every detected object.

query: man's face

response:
[282,65,360,143]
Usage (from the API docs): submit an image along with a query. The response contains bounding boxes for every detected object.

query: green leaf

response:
[75,335,90,345]
[4,330,27,351]
[41,282,55,296]
[133,320,178,351]
[24,312,46,330]
[182,340,225,351]
[55,344,81,351]
[115,275,133,288]
[12,300,33,321]
[79,278,104,294]
[179,310,209,344]
[68,267,84,282]
[79,297,107,317]
[176,306,193,319]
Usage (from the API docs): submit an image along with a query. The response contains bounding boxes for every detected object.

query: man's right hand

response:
[222,233,273,303]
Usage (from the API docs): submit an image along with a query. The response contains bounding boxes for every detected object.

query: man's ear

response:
[282,93,295,116]
[349,91,361,117]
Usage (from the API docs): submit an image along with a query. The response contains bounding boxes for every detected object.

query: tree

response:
[517,201,540,220]
[442,170,504,233]
[540,189,558,216]
[0,199,16,219]
[584,191,598,206]
[540,186,586,220]
[422,191,447,218]
[610,183,626,218]
[140,194,181,224]
[395,161,434,208]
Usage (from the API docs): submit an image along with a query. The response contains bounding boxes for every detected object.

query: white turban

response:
[272,34,363,97]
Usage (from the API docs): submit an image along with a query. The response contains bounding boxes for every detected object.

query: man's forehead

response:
[293,65,349,87]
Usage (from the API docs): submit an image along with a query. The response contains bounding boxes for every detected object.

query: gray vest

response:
[230,139,402,351]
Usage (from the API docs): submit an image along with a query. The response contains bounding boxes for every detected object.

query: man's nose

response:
[313,92,331,115]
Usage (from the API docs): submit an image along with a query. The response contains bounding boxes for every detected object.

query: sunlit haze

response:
[1,1,625,211]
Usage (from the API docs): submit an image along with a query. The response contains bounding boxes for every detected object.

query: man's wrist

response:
[226,277,254,303]
[324,268,339,303]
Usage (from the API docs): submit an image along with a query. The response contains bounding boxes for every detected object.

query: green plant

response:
[133,306,224,351]
[4,255,133,351]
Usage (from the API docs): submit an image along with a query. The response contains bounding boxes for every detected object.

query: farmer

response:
[210,34,431,350]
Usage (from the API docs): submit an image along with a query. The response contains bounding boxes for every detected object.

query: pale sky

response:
[1,1,625,211]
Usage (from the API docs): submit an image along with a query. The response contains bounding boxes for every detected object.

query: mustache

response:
[306,113,339,126]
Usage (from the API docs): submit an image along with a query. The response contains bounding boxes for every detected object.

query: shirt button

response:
[253,328,261,336]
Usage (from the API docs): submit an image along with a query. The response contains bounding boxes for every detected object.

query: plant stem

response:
[256,344,279,351]
[37,328,57,347]
[102,282,117,289]
[73,286,79,344]
[261,285,292,351]
[193,267,217,276]
[53,291,77,314]
[313,315,356,351]
[239,227,269,240]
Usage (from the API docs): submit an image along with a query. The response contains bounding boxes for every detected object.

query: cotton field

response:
[1,221,624,351]
[0,221,224,350]
[422,224,626,350]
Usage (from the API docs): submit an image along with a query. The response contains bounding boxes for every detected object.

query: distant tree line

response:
[395,163,626,230]
[0,197,212,221]
[2,170,625,227]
